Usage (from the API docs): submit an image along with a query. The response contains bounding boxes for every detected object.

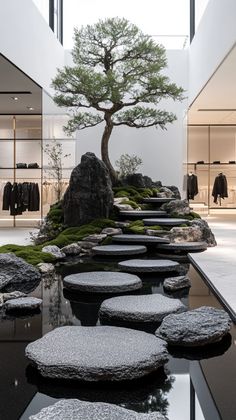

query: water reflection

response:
[0,257,235,420]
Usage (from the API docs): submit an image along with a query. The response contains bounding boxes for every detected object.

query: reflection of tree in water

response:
[28,366,175,416]
[43,274,74,328]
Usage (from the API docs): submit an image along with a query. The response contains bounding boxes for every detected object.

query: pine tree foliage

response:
[52,17,184,180]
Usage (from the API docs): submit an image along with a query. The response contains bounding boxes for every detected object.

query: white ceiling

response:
[0,54,41,114]
[188,43,236,125]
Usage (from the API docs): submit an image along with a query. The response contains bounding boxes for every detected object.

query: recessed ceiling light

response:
[27,106,34,111]
[11,96,19,101]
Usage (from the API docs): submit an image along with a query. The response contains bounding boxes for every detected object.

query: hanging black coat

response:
[187,174,198,200]
[2,182,12,211]
[212,173,228,204]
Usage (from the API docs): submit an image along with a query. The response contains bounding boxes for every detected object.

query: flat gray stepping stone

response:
[99,294,187,323]
[25,326,168,381]
[112,234,170,245]
[118,259,179,273]
[29,399,167,420]
[4,297,42,311]
[119,210,167,217]
[156,306,232,347]
[142,198,176,203]
[143,218,189,226]
[163,275,191,292]
[156,242,207,252]
[92,245,147,256]
[63,271,142,293]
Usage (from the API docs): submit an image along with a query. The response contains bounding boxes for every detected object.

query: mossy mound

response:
[124,220,146,235]
[0,244,55,266]
[113,185,157,205]
[169,212,201,220]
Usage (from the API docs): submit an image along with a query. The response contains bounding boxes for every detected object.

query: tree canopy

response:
[52,17,184,181]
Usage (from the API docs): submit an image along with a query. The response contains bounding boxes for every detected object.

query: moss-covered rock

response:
[0,244,55,266]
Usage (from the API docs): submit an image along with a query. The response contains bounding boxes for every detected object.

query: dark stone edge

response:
[188,253,236,323]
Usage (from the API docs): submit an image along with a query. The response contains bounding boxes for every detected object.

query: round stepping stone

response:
[99,294,187,324]
[30,399,166,420]
[143,218,189,226]
[155,306,232,347]
[156,242,207,252]
[4,297,42,312]
[118,259,179,273]
[142,198,176,203]
[63,271,142,293]
[25,326,168,381]
[92,244,147,256]
[163,275,191,292]
[119,210,167,218]
[112,234,170,245]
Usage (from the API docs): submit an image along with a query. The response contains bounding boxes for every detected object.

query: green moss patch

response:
[0,244,55,266]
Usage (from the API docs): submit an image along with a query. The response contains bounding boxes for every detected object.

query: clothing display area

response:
[187,125,236,212]
[0,115,75,227]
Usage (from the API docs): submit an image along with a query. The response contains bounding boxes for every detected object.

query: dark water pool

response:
[0,258,235,420]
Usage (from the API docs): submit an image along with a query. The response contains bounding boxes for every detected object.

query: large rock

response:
[25,326,168,381]
[61,243,81,255]
[29,399,167,420]
[170,226,202,243]
[164,185,181,199]
[163,275,191,292]
[190,219,217,247]
[99,294,187,324]
[155,306,232,346]
[42,245,66,260]
[4,297,42,312]
[161,199,190,215]
[63,152,114,226]
[120,174,161,189]
[0,253,41,292]
[63,271,142,293]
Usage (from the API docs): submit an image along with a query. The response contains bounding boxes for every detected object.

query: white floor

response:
[0,228,38,246]
[189,214,236,321]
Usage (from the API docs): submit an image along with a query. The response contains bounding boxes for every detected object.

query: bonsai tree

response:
[52,17,184,182]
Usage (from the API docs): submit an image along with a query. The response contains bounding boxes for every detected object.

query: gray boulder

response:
[190,219,217,247]
[63,152,114,226]
[37,263,55,275]
[101,227,123,236]
[170,226,202,243]
[29,399,167,420]
[25,326,168,381]
[99,294,187,323]
[164,185,181,199]
[163,275,191,292]
[82,234,107,243]
[161,199,190,215]
[61,243,81,255]
[0,291,26,304]
[156,306,231,346]
[0,253,41,292]
[4,297,42,311]
[42,245,66,259]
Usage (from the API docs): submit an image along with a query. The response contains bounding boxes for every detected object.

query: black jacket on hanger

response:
[2,182,40,214]
[187,174,198,200]
[2,182,12,211]
[212,173,228,204]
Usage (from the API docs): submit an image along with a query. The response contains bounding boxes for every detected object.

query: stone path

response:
[119,210,167,218]
[26,326,168,381]
[143,218,189,226]
[92,245,147,256]
[112,234,169,245]
[118,259,179,273]
[63,271,142,293]
[99,294,187,323]
[30,399,167,420]
[156,242,208,252]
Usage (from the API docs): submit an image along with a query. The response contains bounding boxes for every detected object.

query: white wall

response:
[75,50,188,193]
[0,0,65,94]
[189,0,236,105]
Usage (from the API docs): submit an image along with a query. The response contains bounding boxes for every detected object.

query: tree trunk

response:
[101,119,117,183]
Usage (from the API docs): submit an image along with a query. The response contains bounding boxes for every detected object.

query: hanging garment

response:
[212,173,228,204]
[187,174,198,200]
[2,182,40,214]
